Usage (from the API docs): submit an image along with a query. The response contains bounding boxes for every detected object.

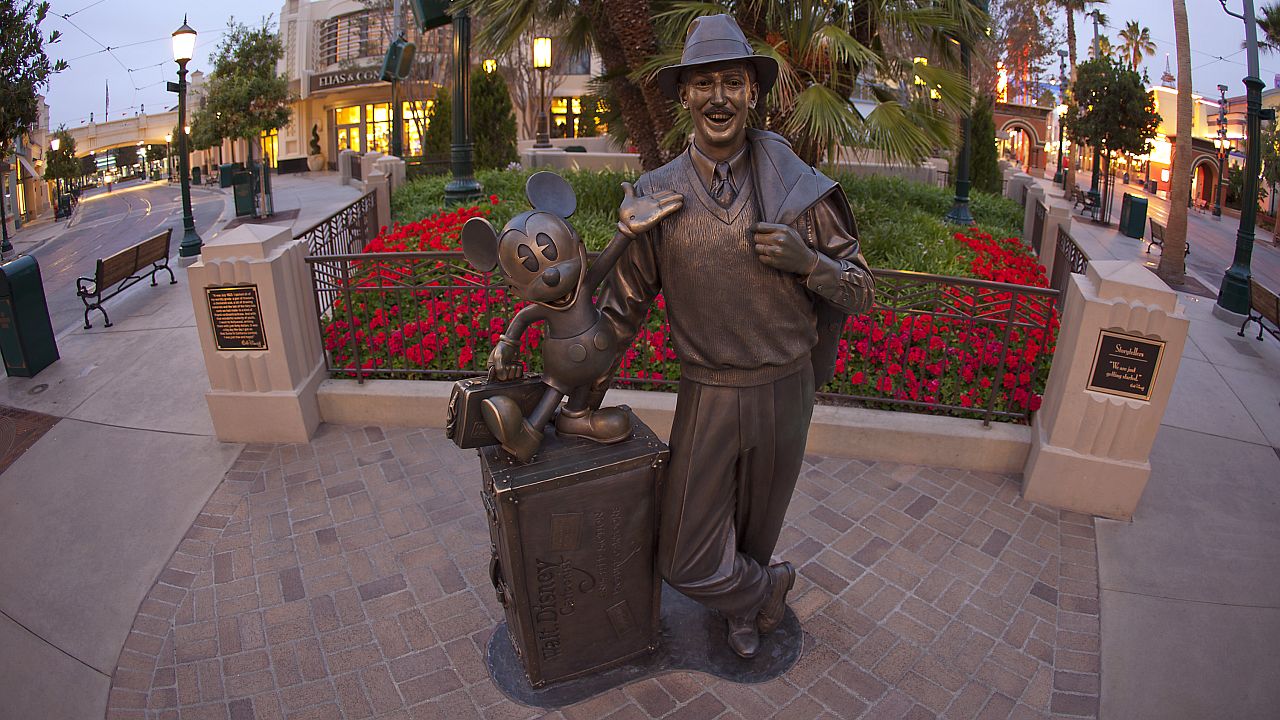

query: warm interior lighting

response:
[482,59,497,74]
[172,17,197,63]
[533,37,552,69]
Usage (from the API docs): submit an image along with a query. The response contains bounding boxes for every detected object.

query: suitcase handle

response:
[489,554,509,608]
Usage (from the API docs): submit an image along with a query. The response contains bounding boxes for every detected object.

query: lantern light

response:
[533,37,552,70]
[172,16,197,63]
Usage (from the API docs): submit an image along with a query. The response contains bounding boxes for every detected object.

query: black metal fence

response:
[405,154,451,180]
[294,191,378,313]
[304,252,1061,425]
[1031,199,1047,256]
[1051,224,1089,294]
[349,152,363,181]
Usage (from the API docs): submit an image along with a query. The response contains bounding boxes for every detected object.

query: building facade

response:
[2,96,51,233]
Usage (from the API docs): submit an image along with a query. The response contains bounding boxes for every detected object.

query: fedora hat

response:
[655,14,778,102]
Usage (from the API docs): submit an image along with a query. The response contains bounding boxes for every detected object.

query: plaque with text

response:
[207,285,268,351]
[1087,329,1165,401]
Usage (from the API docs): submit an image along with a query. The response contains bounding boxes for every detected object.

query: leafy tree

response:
[1118,21,1155,71]
[472,67,518,169]
[1064,57,1159,168]
[0,0,65,242]
[43,127,77,187]
[422,89,451,157]
[201,18,291,210]
[988,0,1061,105]
[189,109,222,152]
[970,96,1002,194]
[79,153,97,178]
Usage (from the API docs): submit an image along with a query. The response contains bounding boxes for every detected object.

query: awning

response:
[14,153,37,180]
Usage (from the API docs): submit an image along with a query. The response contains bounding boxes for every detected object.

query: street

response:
[31,179,222,335]
[1085,178,1280,295]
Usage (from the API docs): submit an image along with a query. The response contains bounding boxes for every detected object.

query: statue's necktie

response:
[711,161,736,208]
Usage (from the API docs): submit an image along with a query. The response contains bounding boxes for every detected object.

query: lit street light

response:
[944,0,988,226]
[533,37,552,149]
[171,16,202,258]
[1054,49,1069,185]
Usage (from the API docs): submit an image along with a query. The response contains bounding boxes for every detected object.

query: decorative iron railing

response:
[349,152,363,181]
[405,155,451,180]
[1031,199,1047,256]
[1051,225,1089,294]
[294,191,378,313]
[1020,182,1029,208]
[304,252,1061,425]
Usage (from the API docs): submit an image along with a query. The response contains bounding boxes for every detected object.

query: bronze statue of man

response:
[596,14,875,658]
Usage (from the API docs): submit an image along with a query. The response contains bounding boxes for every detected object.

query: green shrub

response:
[392,169,1025,270]
[473,68,518,169]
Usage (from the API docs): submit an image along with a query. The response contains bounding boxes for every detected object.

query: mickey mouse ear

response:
[525,171,576,218]
[461,217,499,272]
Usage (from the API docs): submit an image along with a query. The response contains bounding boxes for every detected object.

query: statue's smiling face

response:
[680,62,757,155]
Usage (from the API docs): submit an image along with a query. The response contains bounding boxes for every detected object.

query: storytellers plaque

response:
[1087,329,1166,401]
[207,285,268,351]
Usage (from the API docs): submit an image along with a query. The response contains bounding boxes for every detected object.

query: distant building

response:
[2,96,51,230]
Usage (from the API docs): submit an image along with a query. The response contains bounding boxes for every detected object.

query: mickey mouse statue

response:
[460,171,683,462]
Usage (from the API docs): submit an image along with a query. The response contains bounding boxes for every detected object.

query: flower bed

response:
[318,202,1058,422]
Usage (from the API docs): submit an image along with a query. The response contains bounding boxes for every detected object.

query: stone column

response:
[1023,261,1189,519]
[187,224,325,443]
[1037,201,1072,280]
[1022,185,1046,247]
[1006,173,1032,204]
[367,169,392,233]
[338,149,356,186]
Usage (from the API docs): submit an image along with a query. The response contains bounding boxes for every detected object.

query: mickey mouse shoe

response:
[555,406,632,444]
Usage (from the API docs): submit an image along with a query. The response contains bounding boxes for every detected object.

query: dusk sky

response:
[37,0,1280,132]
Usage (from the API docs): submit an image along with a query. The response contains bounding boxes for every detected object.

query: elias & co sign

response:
[308,67,381,93]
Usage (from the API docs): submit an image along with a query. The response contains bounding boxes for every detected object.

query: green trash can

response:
[232,171,256,217]
[219,163,238,188]
[1119,193,1148,238]
[191,166,202,185]
[0,256,59,377]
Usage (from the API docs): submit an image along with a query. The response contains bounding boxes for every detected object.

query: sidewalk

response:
[0,169,1275,719]
[0,171,360,719]
[1034,173,1280,718]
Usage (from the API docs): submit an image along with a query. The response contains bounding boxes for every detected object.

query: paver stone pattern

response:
[104,424,1100,719]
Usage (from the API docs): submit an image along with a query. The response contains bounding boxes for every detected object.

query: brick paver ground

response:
[104,423,1100,720]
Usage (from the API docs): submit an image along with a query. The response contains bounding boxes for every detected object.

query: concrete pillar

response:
[187,224,326,444]
[1038,201,1072,280]
[359,151,383,183]
[368,169,391,233]
[1006,173,1032,203]
[1022,185,1046,248]
[338,149,356,186]
[1023,261,1189,519]
[373,156,406,194]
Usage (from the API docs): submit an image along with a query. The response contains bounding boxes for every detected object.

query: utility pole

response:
[444,6,482,202]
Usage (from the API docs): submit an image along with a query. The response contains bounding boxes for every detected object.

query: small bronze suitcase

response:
[481,407,667,687]
[446,374,549,449]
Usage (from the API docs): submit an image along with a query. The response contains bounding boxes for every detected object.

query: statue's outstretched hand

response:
[618,182,683,237]
[752,222,819,276]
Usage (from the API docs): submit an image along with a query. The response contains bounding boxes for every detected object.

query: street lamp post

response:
[171,17,202,258]
[50,136,62,219]
[1215,83,1229,218]
[443,6,482,202]
[532,37,552,149]
[1054,49,1068,184]
[1216,0,1265,315]
[165,133,173,182]
[944,0,986,225]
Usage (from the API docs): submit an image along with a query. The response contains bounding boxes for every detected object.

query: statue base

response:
[487,583,803,708]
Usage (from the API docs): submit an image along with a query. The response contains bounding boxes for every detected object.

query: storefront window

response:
[550,97,589,139]
[320,11,387,66]
[260,129,279,168]
[333,101,435,156]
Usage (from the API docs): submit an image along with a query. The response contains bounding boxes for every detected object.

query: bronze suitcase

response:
[480,407,667,687]
[447,374,549,449]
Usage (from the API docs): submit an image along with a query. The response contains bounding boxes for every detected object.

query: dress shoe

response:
[726,613,760,659]
[555,406,632,444]
[757,561,796,636]
[481,396,543,462]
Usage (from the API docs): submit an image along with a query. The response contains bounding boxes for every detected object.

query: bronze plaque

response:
[1087,329,1166,401]
[207,285,268,351]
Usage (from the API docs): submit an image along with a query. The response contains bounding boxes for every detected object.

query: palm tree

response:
[1118,20,1156,70]
[1160,0,1191,283]
[1258,2,1280,52]
[648,0,985,166]
[1060,1,1109,69]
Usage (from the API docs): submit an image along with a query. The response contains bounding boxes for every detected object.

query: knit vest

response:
[639,151,817,386]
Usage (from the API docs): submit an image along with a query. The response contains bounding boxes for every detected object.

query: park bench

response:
[76,228,176,329]
[1146,218,1191,256]
[1239,278,1280,342]
[1078,190,1101,220]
